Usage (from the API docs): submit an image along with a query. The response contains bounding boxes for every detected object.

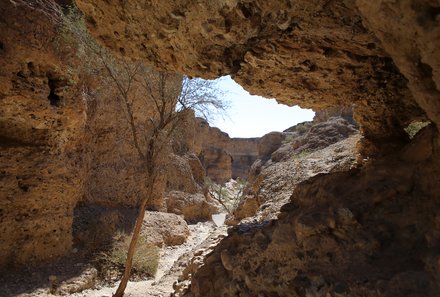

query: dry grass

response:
[96,232,160,282]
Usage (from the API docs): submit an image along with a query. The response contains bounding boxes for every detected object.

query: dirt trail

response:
[72,221,225,297]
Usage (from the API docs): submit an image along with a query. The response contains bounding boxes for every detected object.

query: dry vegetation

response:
[96,233,160,283]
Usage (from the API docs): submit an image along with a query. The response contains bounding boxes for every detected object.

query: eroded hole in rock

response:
[367,42,376,49]
[323,47,334,57]
[47,78,61,106]
[0,41,4,51]
[417,6,440,28]
[18,182,29,192]
[418,60,433,78]
[16,71,25,78]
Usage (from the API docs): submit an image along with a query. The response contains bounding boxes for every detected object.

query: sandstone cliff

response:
[197,118,260,184]
[1,1,440,296]
[0,2,89,267]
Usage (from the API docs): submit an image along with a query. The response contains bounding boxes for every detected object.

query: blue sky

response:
[208,76,315,138]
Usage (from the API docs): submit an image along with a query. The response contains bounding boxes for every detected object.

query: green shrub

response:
[206,178,247,214]
[97,232,160,281]
[404,121,430,139]
[282,134,295,144]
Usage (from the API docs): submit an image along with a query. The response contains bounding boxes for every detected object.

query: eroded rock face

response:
[185,126,440,297]
[197,119,260,183]
[232,117,359,223]
[0,2,88,267]
[356,0,440,132]
[75,0,430,154]
[0,1,210,267]
[227,138,259,180]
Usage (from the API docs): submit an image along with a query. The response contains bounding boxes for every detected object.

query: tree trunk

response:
[113,186,152,297]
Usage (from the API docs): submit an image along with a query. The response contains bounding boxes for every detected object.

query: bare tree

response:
[207,178,246,215]
[96,43,232,296]
[99,59,228,296]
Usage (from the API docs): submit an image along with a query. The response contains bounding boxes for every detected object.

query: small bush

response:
[97,232,160,282]
[295,123,310,134]
[404,121,431,139]
[292,149,312,160]
[282,134,295,144]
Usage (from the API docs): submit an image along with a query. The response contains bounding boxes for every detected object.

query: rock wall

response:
[197,118,259,183]
[2,3,440,295]
[0,2,89,267]
[186,125,440,297]
[226,138,259,180]
[64,1,437,296]
[356,1,440,135]
[232,117,359,224]
[198,118,294,184]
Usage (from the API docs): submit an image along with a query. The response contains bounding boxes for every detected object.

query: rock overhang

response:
[75,0,439,156]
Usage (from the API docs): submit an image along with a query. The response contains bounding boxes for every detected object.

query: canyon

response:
[1,0,440,297]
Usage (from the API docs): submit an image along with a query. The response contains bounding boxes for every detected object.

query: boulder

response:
[165,191,218,223]
[141,211,190,247]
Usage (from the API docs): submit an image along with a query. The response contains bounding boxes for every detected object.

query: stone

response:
[55,267,98,295]
[232,117,359,222]
[141,211,190,247]
[165,191,218,223]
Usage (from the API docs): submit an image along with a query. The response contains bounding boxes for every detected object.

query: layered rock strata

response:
[197,119,258,184]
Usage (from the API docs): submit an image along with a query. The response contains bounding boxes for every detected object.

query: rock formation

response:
[232,117,359,223]
[76,0,431,155]
[227,138,259,179]
[141,211,190,247]
[183,125,440,297]
[0,1,212,267]
[0,2,89,267]
[71,0,440,295]
[197,118,260,183]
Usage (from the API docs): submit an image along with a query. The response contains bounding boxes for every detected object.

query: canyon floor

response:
[1,221,227,297]
[73,222,227,297]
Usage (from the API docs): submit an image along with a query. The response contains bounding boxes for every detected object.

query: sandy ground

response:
[72,221,221,297]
